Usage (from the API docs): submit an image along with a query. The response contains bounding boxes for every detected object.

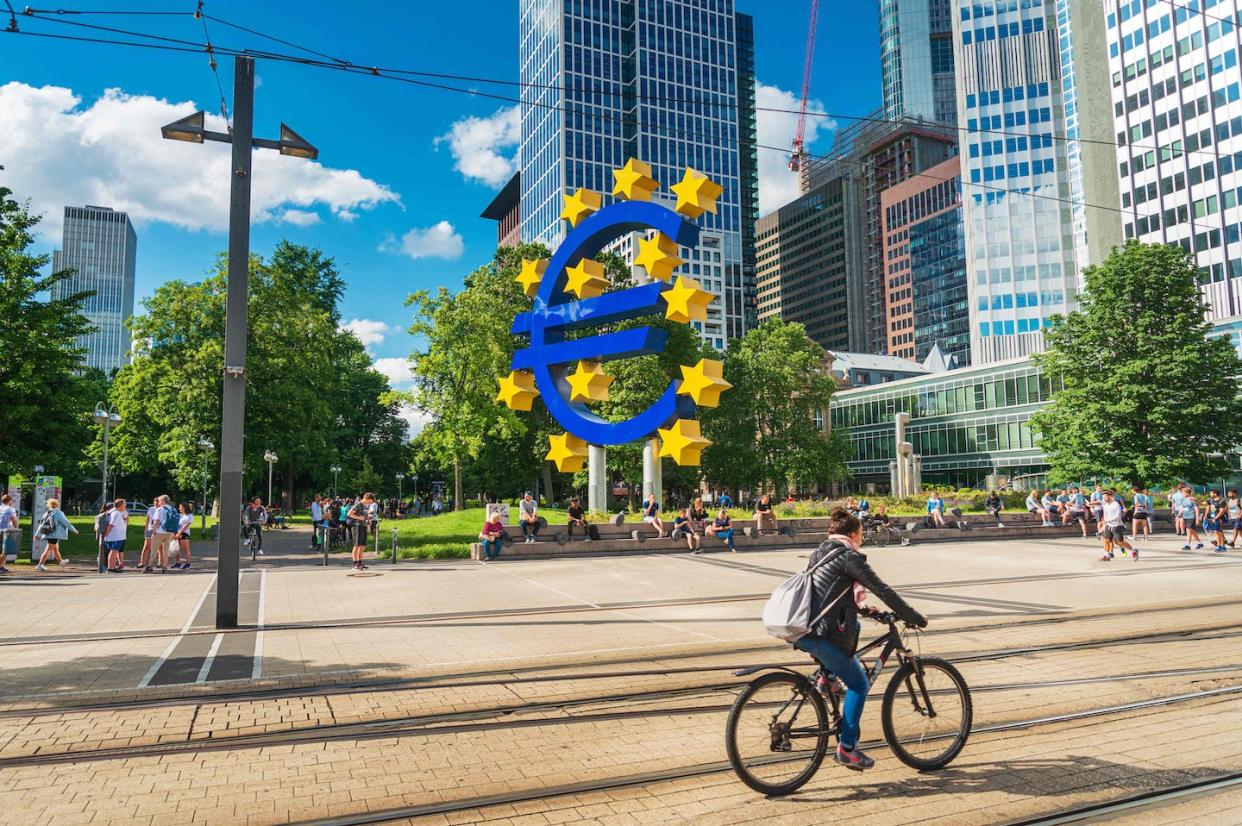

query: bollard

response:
[321,523,329,567]
[391,526,398,565]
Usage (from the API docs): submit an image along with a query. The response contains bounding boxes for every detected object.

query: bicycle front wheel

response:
[872,526,892,547]
[725,671,829,796]
[881,656,972,770]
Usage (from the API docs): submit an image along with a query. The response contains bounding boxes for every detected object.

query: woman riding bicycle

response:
[796,508,927,771]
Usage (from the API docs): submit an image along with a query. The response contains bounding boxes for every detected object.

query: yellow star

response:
[670,167,723,219]
[565,360,614,403]
[561,187,602,227]
[677,359,732,408]
[516,258,547,298]
[496,370,540,412]
[564,258,609,299]
[662,275,714,324]
[546,432,589,473]
[633,232,684,283]
[611,158,659,201]
[657,419,712,467]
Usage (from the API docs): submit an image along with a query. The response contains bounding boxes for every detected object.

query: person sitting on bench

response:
[753,494,776,535]
[566,497,591,542]
[706,508,736,552]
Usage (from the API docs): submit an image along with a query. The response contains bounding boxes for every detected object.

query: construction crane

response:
[788,0,820,173]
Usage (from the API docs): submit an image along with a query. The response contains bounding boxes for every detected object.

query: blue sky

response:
[0,0,881,379]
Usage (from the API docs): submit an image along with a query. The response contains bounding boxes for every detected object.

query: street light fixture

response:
[264,451,279,509]
[331,465,341,498]
[92,403,121,573]
[161,56,318,629]
[395,473,405,506]
[198,439,214,538]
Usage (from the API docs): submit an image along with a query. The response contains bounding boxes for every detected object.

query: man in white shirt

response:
[310,494,324,550]
[146,495,174,573]
[105,499,130,573]
[1099,489,1136,562]
[0,494,17,573]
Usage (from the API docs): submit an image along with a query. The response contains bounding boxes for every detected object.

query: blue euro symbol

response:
[511,200,700,445]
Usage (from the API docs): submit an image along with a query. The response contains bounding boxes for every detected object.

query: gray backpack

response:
[761,546,850,642]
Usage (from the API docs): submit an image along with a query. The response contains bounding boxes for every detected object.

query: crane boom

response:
[788,0,820,172]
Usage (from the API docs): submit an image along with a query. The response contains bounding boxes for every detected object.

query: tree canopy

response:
[1031,240,1242,488]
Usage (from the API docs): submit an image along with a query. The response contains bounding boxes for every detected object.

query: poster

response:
[31,475,62,561]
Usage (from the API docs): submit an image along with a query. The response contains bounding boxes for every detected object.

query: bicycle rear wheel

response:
[725,671,829,796]
[881,656,972,770]
[872,526,892,547]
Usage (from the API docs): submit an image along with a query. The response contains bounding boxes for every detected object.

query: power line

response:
[194,1,229,126]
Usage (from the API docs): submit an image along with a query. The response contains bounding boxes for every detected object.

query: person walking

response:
[1130,486,1153,541]
[706,507,736,552]
[1171,486,1187,537]
[243,497,267,556]
[642,493,665,539]
[104,498,129,572]
[171,503,194,570]
[35,498,77,571]
[1227,489,1242,549]
[0,493,18,573]
[1179,493,1203,551]
[1098,490,1136,562]
[1204,490,1228,553]
[137,502,159,570]
[519,493,541,543]
[346,493,374,570]
[309,493,324,551]
[479,511,505,561]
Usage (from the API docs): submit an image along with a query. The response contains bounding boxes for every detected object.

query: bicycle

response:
[860,520,906,547]
[725,612,971,796]
[244,523,263,560]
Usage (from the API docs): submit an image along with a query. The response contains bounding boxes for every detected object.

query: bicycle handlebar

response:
[868,610,925,630]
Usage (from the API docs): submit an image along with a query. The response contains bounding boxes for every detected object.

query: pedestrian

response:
[479,510,505,560]
[1179,493,1203,551]
[1170,485,1187,536]
[0,493,18,573]
[519,493,541,543]
[719,491,733,509]
[925,490,946,527]
[1063,486,1088,537]
[171,503,194,570]
[1227,489,1242,548]
[984,490,1005,528]
[1204,490,1227,553]
[35,498,77,571]
[642,493,665,538]
[706,507,736,552]
[1026,489,1053,527]
[310,493,324,550]
[672,507,702,553]
[243,497,267,556]
[566,496,590,542]
[346,493,374,570]
[752,493,776,535]
[1098,490,1135,562]
[138,501,159,570]
[1089,484,1105,533]
[146,495,176,573]
[1130,486,1153,541]
[104,498,129,572]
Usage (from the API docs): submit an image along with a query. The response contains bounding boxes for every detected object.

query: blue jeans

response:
[793,634,869,749]
[481,537,503,559]
[715,527,734,550]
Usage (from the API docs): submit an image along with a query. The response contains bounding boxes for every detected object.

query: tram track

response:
[1003,770,1242,824]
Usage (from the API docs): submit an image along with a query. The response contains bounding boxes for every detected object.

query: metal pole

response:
[216,55,255,629]
[201,449,208,538]
[391,526,398,565]
[267,462,273,509]
[98,423,110,573]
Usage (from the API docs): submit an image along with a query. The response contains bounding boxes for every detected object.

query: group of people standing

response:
[310,492,379,570]
[96,496,195,574]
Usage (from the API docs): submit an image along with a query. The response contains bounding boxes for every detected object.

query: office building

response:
[879,0,959,125]
[881,155,970,365]
[755,176,862,351]
[1104,0,1242,319]
[481,172,522,248]
[518,0,759,349]
[825,350,931,387]
[50,205,136,375]
[802,112,956,354]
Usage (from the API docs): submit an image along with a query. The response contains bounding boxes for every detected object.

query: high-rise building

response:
[879,0,959,125]
[481,172,522,248]
[802,112,956,354]
[1103,0,1242,318]
[881,155,970,365]
[50,205,136,375]
[518,0,759,349]
[755,176,863,351]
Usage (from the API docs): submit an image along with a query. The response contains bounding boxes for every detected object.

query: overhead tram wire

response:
[0,17,1140,223]
[194,1,229,126]
[13,5,1231,167]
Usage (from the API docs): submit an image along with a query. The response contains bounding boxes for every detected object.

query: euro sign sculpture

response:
[499,163,730,470]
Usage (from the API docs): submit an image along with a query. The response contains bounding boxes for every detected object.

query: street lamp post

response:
[198,439,214,538]
[412,473,419,516]
[331,465,341,498]
[264,451,279,509]
[92,403,121,573]
[161,56,317,628]
[395,473,404,506]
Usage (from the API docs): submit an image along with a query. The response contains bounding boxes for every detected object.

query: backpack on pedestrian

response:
[160,505,180,534]
[761,545,850,642]
[37,510,56,538]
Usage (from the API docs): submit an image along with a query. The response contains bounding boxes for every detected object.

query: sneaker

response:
[1132,547,1139,561]
[257,549,264,555]
[816,674,845,698]
[35,563,46,571]
[143,566,154,573]
[58,559,69,567]
[182,563,193,570]
[158,567,167,574]
[358,563,368,570]
[1216,546,1228,553]
[691,548,703,554]
[834,744,874,771]
[1099,554,1111,561]
[1195,543,1204,550]
[997,522,1005,528]
[584,537,593,543]
[1182,544,1192,551]
[0,566,8,573]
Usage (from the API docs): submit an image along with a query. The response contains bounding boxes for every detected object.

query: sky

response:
[0,0,882,421]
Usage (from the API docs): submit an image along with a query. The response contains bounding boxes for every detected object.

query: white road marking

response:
[196,633,224,684]
[138,573,218,688]
[252,569,267,680]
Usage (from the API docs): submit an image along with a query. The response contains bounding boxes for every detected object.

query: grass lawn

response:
[4,514,220,564]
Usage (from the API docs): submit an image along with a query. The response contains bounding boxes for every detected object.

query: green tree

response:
[1031,240,1242,488]
[700,318,848,495]
[0,173,101,480]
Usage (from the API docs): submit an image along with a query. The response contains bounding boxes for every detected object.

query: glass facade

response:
[880,0,959,125]
[518,0,758,349]
[1105,0,1242,320]
[954,0,1080,364]
[49,205,136,375]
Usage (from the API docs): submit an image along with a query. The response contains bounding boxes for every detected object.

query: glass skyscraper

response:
[518,0,758,348]
[880,0,960,125]
[50,205,136,375]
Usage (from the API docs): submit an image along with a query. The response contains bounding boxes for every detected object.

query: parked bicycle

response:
[725,611,971,795]
[861,519,906,547]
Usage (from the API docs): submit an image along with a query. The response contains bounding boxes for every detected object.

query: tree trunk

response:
[283,460,294,513]
[453,455,463,512]
[541,461,554,506]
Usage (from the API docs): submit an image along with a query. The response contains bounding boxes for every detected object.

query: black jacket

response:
[805,539,926,655]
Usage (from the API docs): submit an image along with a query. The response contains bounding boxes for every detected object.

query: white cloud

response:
[755,82,836,215]
[341,318,395,348]
[434,105,520,187]
[381,220,464,260]
[0,83,400,239]
[397,403,429,438]
[372,356,415,388]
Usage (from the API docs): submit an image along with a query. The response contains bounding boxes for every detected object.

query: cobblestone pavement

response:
[0,534,1240,824]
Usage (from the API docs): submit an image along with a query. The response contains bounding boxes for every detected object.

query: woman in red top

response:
[480,512,506,561]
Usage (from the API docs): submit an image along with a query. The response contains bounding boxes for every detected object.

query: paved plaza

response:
[1,527,1241,824]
